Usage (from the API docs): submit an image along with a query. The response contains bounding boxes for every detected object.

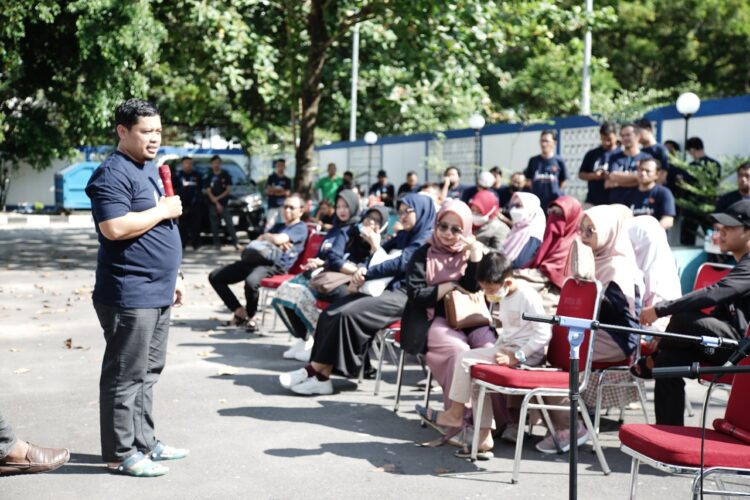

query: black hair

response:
[540,129,557,141]
[634,118,653,131]
[664,140,681,152]
[444,166,460,177]
[114,99,159,130]
[599,122,617,135]
[686,137,704,150]
[476,252,513,284]
[490,166,501,175]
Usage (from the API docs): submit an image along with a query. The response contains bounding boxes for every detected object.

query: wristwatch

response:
[514,350,527,364]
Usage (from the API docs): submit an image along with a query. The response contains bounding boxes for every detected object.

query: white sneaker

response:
[293,337,314,362]
[535,422,589,454]
[290,376,333,395]
[501,424,519,443]
[282,338,307,359]
[279,368,308,389]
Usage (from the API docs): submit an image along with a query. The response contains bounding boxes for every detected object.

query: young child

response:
[416,251,551,459]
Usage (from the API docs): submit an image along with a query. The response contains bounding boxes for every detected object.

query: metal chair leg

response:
[393,350,406,412]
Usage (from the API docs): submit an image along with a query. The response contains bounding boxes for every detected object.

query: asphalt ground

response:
[0,226,740,499]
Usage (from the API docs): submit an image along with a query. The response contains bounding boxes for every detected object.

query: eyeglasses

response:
[283,205,300,210]
[578,225,596,239]
[397,208,414,218]
[437,222,462,235]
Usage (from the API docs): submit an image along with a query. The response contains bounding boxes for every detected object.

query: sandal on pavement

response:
[110,452,168,477]
[149,442,189,462]
[629,356,653,380]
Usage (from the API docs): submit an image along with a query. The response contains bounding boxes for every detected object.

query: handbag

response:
[309,271,352,295]
[443,289,491,329]
[241,240,282,266]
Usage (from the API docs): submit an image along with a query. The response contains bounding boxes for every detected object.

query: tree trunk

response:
[294,0,329,196]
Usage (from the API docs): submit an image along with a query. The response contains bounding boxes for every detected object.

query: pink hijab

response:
[426,199,473,285]
[583,205,639,312]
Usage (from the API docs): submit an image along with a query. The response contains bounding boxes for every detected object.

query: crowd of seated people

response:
[202,121,747,461]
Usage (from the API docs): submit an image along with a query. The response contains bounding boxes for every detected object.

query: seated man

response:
[208,194,308,333]
[637,200,750,425]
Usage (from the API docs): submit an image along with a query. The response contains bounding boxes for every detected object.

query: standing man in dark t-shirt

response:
[205,155,239,249]
[84,99,187,477]
[626,158,676,230]
[605,123,652,205]
[265,158,292,230]
[174,156,203,250]
[369,169,396,208]
[524,129,567,210]
[209,193,308,333]
[578,122,620,206]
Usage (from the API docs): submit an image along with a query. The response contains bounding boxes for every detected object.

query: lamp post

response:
[364,131,378,189]
[676,92,700,161]
[468,113,485,183]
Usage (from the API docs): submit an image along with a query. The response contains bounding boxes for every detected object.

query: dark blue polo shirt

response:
[524,155,568,209]
[269,221,308,271]
[626,185,676,220]
[579,146,620,206]
[607,151,652,204]
[85,151,182,309]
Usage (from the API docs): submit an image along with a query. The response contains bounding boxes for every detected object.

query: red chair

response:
[619,358,750,499]
[258,230,324,330]
[467,278,610,483]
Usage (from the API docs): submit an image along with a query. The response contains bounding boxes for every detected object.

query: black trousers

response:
[178,206,201,249]
[653,310,740,425]
[209,261,282,317]
[94,303,171,462]
[0,412,16,459]
[311,288,407,377]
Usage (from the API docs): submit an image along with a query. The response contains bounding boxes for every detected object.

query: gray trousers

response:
[0,412,16,459]
[94,303,171,462]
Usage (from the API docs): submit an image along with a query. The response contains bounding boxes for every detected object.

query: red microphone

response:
[158,165,175,196]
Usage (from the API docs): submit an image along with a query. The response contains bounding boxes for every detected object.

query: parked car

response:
[162,157,265,241]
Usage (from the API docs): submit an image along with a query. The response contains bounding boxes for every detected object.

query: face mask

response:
[485,286,509,303]
[509,207,526,223]
[472,214,489,226]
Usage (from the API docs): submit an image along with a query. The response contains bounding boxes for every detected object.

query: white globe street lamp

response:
[676,92,701,160]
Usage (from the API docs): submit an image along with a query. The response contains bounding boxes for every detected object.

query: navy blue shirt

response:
[607,151,652,204]
[524,155,568,210]
[269,221,308,271]
[626,185,676,220]
[85,151,182,309]
[579,146,620,206]
[266,173,292,209]
[175,169,203,206]
[206,170,232,206]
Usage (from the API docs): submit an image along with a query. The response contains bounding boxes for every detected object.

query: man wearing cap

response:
[637,199,750,425]
[368,169,395,209]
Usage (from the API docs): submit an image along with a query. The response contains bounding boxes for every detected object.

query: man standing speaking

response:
[85,99,187,477]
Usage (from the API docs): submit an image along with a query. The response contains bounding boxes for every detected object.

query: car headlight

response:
[243,193,263,211]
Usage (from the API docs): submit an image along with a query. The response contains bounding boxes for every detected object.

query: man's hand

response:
[173,276,186,307]
[640,306,658,326]
[159,196,183,219]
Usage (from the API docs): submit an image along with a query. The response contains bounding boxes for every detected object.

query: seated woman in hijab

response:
[515,195,582,313]
[399,200,497,440]
[502,192,546,269]
[278,193,436,395]
[272,190,388,361]
[469,189,509,252]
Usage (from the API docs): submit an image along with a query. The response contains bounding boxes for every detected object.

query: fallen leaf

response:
[14,368,30,374]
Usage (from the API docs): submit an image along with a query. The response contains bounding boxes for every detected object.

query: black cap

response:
[377,169,387,178]
[710,200,750,227]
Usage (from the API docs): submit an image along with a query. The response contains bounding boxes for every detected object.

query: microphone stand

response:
[520,312,741,500]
